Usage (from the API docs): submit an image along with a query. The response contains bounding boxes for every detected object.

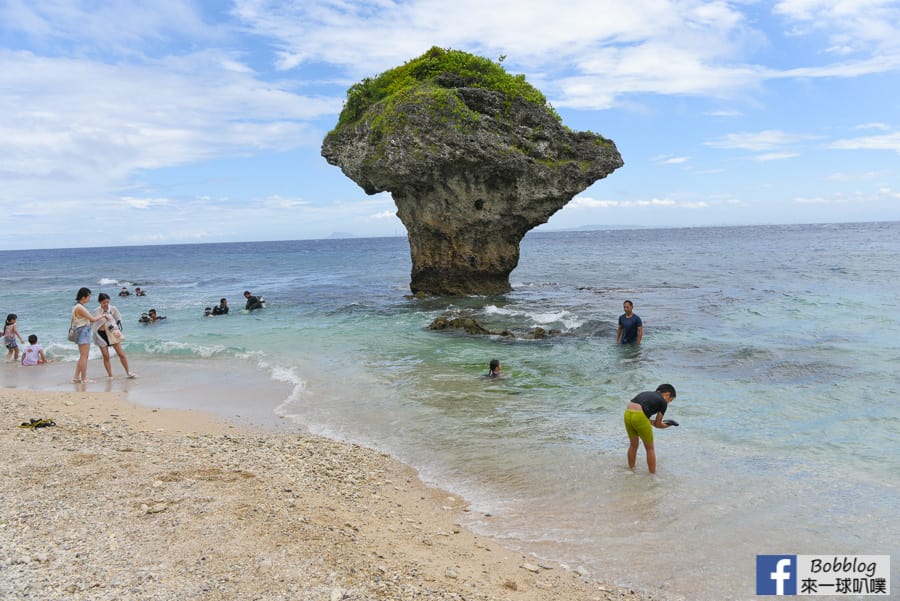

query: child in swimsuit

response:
[4,314,25,362]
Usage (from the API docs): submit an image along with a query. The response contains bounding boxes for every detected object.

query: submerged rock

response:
[322,47,623,296]
[427,313,560,339]
[427,316,491,335]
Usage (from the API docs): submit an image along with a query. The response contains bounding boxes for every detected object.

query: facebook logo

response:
[757,555,797,595]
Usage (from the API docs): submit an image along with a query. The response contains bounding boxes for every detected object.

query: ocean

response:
[2,221,898,600]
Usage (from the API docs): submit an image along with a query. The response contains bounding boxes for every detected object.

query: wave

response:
[483,304,584,331]
[257,359,309,421]
[139,340,234,358]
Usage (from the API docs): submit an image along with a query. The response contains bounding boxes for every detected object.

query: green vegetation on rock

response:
[333,46,555,131]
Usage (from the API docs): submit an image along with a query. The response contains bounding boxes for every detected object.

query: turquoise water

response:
[2,222,898,600]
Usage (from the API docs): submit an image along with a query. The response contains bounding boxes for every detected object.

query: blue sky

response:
[1,0,898,249]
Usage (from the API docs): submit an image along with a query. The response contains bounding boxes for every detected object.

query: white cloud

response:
[0,0,220,55]
[853,122,892,131]
[571,196,678,209]
[655,155,690,165]
[774,0,900,55]
[264,195,309,209]
[0,49,338,207]
[121,196,171,209]
[558,47,765,109]
[754,152,800,161]
[371,210,397,219]
[826,170,886,181]
[231,0,767,109]
[706,130,818,151]
[230,0,900,112]
[829,131,900,152]
[771,54,900,78]
[794,186,900,204]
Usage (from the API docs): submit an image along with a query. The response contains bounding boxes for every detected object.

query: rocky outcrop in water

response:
[427,314,560,339]
[322,48,623,295]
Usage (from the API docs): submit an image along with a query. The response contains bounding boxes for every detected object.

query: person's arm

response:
[616,324,623,343]
[39,349,47,363]
[651,413,669,428]
[15,326,25,343]
[77,305,107,323]
[636,325,643,345]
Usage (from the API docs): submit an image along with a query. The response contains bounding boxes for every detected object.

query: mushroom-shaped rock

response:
[322,47,623,296]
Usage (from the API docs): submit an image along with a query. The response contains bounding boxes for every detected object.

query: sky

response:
[1,0,899,250]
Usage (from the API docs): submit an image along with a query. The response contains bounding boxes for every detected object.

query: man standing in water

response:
[616,300,643,345]
[624,384,676,474]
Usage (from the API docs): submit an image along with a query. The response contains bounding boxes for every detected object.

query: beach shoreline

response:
[0,384,654,601]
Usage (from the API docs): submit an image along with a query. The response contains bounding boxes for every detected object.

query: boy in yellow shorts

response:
[624,384,677,474]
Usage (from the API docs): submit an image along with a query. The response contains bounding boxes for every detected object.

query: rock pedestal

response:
[322,52,623,296]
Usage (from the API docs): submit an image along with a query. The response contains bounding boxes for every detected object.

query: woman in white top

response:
[71,287,109,383]
[92,292,135,379]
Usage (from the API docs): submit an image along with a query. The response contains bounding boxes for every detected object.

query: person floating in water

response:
[139,308,165,323]
[134,287,146,296]
[623,384,676,474]
[243,291,265,311]
[204,307,213,317]
[212,298,229,315]
[487,358,502,378]
[118,287,131,297]
[616,300,643,346]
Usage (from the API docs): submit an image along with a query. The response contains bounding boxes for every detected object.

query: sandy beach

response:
[0,384,654,601]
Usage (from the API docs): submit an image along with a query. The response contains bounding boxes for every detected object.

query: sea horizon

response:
[3,218,895,252]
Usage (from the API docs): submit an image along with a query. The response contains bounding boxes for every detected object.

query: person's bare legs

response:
[644,441,657,474]
[74,343,92,382]
[111,344,131,376]
[100,346,113,377]
[627,436,640,469]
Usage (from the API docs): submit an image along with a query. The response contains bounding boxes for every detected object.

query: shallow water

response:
[2,222,898,600]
